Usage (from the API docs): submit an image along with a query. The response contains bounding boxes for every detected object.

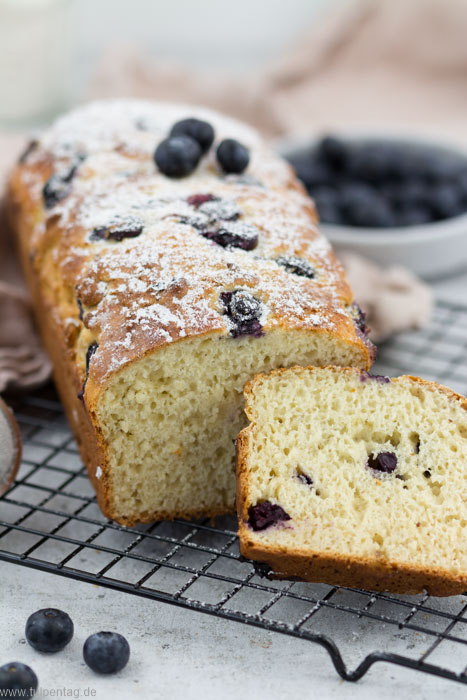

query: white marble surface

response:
[2,561,467,700]
[2,272,467,700]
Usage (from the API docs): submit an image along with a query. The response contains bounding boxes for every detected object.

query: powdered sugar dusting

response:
[16,99,361,386]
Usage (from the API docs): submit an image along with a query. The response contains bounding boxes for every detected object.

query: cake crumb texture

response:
[237,366,467,595]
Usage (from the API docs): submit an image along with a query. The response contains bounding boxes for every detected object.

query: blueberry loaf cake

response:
[6,100,373,525]
[237,366,467,595]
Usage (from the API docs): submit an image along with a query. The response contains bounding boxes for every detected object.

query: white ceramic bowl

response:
[277,132,467,279]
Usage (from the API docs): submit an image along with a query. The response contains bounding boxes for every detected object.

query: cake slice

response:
[236,366,467,595]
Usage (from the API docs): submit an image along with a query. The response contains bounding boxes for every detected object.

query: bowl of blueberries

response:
[281,132,467,278]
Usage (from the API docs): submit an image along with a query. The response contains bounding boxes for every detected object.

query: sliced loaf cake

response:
[237,366,467,595]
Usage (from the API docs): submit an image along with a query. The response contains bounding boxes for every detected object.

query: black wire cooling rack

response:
[1,299,467,686]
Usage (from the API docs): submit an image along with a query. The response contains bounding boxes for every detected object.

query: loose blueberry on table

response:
[287,135,467,227]
[83,631,130,675]
[0,662,38,699]
[25,608,74,653]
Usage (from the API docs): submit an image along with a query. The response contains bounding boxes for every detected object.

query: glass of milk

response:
[0,0,71,127]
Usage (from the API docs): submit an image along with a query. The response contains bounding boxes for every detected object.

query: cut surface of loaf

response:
[237,366,467,595]
[7,100,373,525]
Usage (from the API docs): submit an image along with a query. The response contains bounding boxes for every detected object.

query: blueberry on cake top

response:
[170,118,215,154]
[7,99,373,525]
[237,366,467,595]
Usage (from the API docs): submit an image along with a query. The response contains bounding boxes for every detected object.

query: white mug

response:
[0,0,71,127]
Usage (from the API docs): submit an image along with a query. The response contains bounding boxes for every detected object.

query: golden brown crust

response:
[236,365,467,596]
[6,100,373,525]
[237,532,467,596]
[0,397,22,495]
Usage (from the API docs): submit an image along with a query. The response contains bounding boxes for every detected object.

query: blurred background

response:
[4,0,467,357]
[0,0,336,126]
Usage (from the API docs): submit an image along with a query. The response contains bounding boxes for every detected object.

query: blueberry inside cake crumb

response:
[367,451,398,474]
[220,290,263,338]
[90,216,144,242]
[349,302,369,335]
[248,501,291,531]
[360,370,391,384]
[187,193,217,208]
[77,297,84,321]
[276,255,316,279]
[78,342,99,400]
[198,198,241,223]
[203,221,258,250]
[295,468,314,487]
[42,156,85,209]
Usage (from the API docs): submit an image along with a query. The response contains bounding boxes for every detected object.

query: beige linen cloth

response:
[3,0,456,392]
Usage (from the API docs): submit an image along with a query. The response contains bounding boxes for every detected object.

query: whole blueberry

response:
[154,136,202,178]
[170,118,215,154]
[217,139,250,174]
[315,136,349,170]
[0,662,38,698]
[288,154,333,189]
[340,183,394,227]
[347,143,391,183]
[429,183,463,220]
[83,632,130,675]
[311,186,342,224]
[25,608,74,653]
[423,152,461,183]
[394,178,427,208]
[396,203,433,226]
